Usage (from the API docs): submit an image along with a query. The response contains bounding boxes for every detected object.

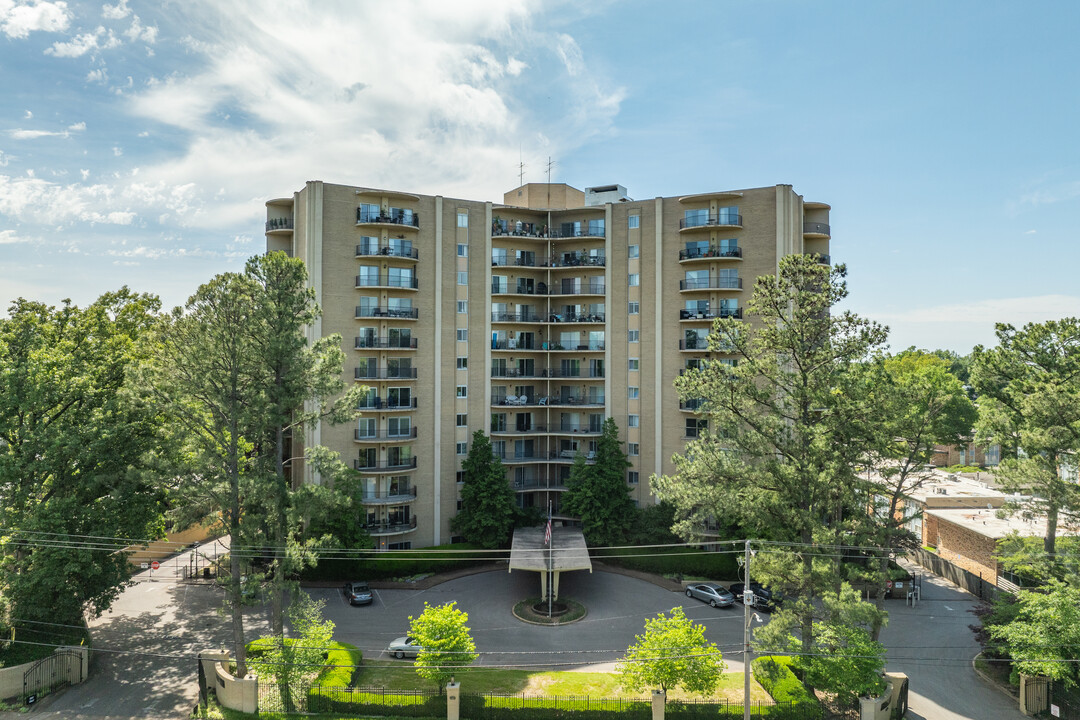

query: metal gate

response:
[1024,675,1050,716]
[23,649,83,702]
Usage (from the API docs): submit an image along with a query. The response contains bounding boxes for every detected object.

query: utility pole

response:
[743,539,752,720]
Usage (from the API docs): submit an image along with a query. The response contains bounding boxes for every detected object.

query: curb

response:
[971,651,1020,702]
[511,600,589,627]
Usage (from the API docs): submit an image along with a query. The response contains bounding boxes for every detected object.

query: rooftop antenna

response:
[518,147,526,187]
[545,156,557,208]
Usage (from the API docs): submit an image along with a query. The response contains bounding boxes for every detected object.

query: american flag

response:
[544,516,552,546]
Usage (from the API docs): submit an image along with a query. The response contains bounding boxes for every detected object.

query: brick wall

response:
[931,515,999,583]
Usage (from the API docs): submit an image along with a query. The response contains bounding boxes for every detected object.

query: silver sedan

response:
[387,635,422,659]
[684,582,735,608]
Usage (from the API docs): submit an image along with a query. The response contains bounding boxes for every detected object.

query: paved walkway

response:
[878,559,1025,720]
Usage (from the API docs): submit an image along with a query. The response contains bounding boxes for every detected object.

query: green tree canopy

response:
[250,593,335,712]
[618,606,725,695]
[0,290,167,628]
[409,601,478,691]
[971,319,1080,561]
[562,417,635,546]
[451,431,514,548]
[988,580,1080,688]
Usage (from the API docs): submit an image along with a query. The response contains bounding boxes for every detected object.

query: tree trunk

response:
[271,422,288,637]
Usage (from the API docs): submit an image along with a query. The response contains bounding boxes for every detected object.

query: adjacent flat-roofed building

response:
[265,181,831,549]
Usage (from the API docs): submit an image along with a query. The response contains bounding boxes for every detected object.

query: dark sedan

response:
[684,582,735,608]
[728,582,779,611]
[343,581,373,606]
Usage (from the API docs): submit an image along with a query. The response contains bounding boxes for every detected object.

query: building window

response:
[628,471,639,484]
[456,413,467,427]
[628,386,639,399]
[629,442,639,456]
[628,301,639,314]
[628,273,639,286]
[628,414,639,428]
[458,300,468,314]
[456,386,467,398]
[457,442,467,455]
[629,358,639,371]
[629,244,639,258]
[457,357,468,369]
[628,330,639,342]
[456,471,466,483]
[457,271,468,285]
[388,541,412,550]
[457,329,468,342]
[457,212,468,228]
[629,216,640,230]
[686,418,707,438]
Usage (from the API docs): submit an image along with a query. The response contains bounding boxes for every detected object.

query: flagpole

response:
[547,501,553,618]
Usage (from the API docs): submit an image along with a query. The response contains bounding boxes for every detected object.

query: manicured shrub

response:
[596,546,739,579]
[752,656,820,712]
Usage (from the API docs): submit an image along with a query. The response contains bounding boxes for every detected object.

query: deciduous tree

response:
[618,606,725,695]
[409,601,478,691]
[988,580,1080,688]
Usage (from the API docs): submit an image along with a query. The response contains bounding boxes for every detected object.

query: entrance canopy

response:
[508,526,592,573]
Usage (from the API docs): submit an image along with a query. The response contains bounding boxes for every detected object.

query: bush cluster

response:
[597,546,739,579]
[299,543,506,581]
[751,656,821,714]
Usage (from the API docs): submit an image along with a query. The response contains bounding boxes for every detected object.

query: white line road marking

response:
[944,605,954,611]
[372,589,382,606]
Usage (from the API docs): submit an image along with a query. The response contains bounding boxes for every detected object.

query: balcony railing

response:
[357,398,419,410]
[803,222,831,236]
[491,367,543,378]
[491,340,538,350]
[355,275,419,289]
[491,224,605,239]
[355,428,418,441]
[544,342,606,351]
[556,422,604,433]
[512,477,569,491]
[679,213,742,229]
[355,367,418,380]
[266,217,294,232]
[680,398,706,411]
[804,252,831,264]
[491,424,547,434]
[359,486,417,504]
[355,307,419,320]
[678,247,742,260]
[355,336,418,349]
[680,277,743,291]
[491,311,544,323]
[362,516,418,535]
[353,457,418,471]
[493,394,603,407]
[544,368,605,379]
[680,338,709,350]
[547,312,605,323]
[356,244,419,259]
[548,284,606,296]
[547,253,606,268]
[357,209,419,228]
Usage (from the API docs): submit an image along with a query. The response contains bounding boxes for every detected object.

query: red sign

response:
[886,580,893,589]
[151,561,160,570]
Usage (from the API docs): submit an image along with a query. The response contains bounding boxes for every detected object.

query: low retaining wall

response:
[200,649,258,713]
[0,645,89,700]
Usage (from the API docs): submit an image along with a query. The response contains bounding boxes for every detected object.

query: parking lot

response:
[312,568,756,671]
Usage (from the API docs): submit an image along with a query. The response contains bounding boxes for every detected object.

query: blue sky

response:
[2,0,1078,353]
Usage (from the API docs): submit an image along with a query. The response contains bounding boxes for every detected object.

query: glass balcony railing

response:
[355,336,418,349]
[355,275,419,289]
[678,247,742,260]
[356,244,419,259]
[679,213,742,229]
[265,217,294,232]
[355,306,418,320]
[353,457,418,471]
[357,398,419,410]
[680,277,743,291]
[803,222,831,236]
[362,516,418,535]
[354,428,418,441]
[491,311,544,322]
[355,367,418,380]
[356,208,419,228]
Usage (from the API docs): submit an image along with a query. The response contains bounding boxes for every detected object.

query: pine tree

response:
[451,431,514,548]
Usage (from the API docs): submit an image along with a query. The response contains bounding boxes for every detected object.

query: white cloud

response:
[553,33,584,76]
[86,67,107,83]
[123,13,155,43]
[0,0,70,39]
[23,110,32,119]
[45,25,120,57]
[112,145,122,156]
[1019,180,1080,207]
[0,229,32,244]
[67,121,85,131]
[101,0,129,20]
[8,128,69,139]
[1025,229,1036,235]
[80,169,89,180]
[0,151,8,167]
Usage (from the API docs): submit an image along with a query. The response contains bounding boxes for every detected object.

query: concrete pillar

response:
[651,689,665,720]
[540,570,547,600]
[446,681,460,720]
[553,570,561,600]
[237,673,258,714]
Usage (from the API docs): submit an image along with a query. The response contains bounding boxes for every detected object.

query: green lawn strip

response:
[355,661,768,702]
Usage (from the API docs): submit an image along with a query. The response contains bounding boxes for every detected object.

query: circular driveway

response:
[311,569,753,671]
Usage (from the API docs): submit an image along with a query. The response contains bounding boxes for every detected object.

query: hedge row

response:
[246,639,362,689]
[307,688,445,717]
[751,656,821,716]
[300,543,505,581]
[596,546,739,579]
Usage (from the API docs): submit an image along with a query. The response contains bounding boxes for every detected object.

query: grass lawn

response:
[352,661,770,703]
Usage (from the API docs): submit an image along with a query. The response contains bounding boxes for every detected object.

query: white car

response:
[387,635,422,659]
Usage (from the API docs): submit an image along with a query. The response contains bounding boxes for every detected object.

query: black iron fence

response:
[908,548,1002,602]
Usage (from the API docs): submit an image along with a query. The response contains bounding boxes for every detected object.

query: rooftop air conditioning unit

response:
[935,487,948,495]
[947,473,957,481]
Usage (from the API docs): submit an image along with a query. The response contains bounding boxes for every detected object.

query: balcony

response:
[359,485,417,505]
[491,221,546,238]
[491,311,544,323]
[679,213,743,230]
[356,208,419,229]
[265,217,294,232]
[680,338,709,351]
[546,395,606,407]
[491,367,545,379]
[547,253,606,268]
[679,247,742,261]
[356,244,419,260]
[512,477,569,491]
[545,341,606,351]
[362,516,418,536]
[548,284,606,297]
[491,339,539,351]
[491,424,548,435]
[355,275,419,290]
[804,252,831,265]
[355,336,418,350]
[355,307,419,320]
[353,457,418,472]
[803,222,831,238]
[355,428,419,442]
[355,367,418,380]
[680,398,706,411]
[490,283,547,297]
[679,308,743,322]
[544,368,605,379]
[357,398,419,411]
[553,422,603,434]
[679,277,743,291]
[546,312,605,323]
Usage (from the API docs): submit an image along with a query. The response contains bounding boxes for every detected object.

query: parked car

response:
[684,582,735,608]
[343,581,373,606]
[728,582,779,611]
[387,635,422,659]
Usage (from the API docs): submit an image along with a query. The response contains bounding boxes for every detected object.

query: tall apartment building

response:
[265,181,831,549]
